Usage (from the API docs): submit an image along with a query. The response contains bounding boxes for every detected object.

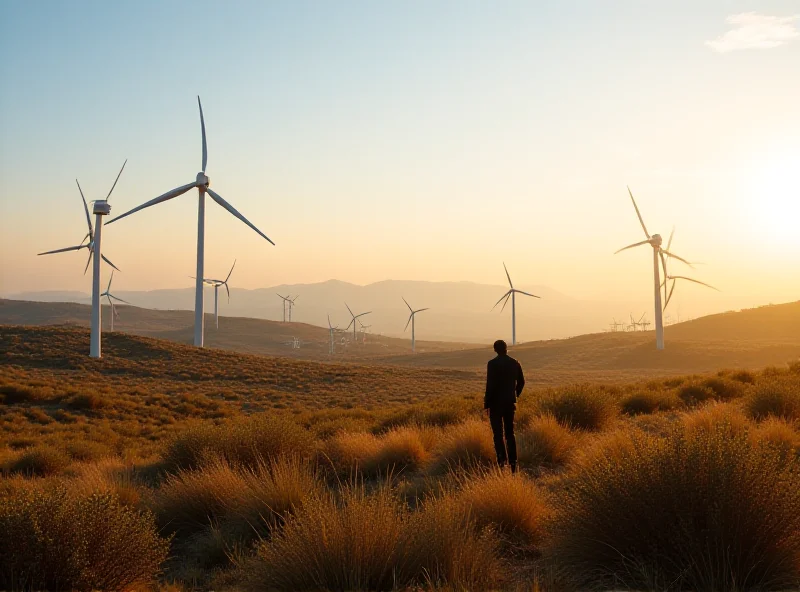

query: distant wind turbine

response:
[492,263,540,346]
[277,294,290,322]
[403,297,429,353]
[38,161,127,358]
[615,187,712,350]
[345,303,371,341]
[106,97,274,348]
[327,315,338,355]
[101,271,131,333]
[288,295,299,322]
[203,260,236,330]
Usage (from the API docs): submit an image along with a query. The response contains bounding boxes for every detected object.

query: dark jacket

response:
[484,354,525,409]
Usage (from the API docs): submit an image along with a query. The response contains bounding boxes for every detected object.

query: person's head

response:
[493,339,507,355]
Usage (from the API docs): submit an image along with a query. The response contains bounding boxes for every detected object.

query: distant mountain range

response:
[4,278,676,343]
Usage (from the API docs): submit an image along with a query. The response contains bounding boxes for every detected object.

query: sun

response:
[745,149,800,248]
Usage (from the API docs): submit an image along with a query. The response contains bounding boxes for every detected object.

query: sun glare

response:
[745,150,800,248]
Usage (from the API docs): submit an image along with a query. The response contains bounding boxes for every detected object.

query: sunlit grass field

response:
[2,324,800,590]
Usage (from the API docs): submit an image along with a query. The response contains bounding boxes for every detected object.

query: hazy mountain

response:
[7,279,649,343]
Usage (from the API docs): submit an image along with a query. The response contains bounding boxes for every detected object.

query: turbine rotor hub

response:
[196,172,210,190]
[651,234,663,247]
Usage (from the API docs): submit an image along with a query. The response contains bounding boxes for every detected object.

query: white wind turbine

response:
[402,297,429,353]
[287,295,299,322]
[107,97,274,348]
[38,161,127,358]
[660,229,719,310]
[203,260,236,330]
[38,161,126,275]
[327,315,338,355]
[101,271,131,332]
[345,303,371,341]
[492,263,540,346]
[615,187,700,350]
[277,294,290,322]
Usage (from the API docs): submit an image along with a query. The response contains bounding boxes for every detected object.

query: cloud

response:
[706,12,799,53]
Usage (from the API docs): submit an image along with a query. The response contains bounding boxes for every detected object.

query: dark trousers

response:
[489,406,517,469]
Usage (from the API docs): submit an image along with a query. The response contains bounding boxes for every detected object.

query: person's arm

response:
[516,361,525,398]
[484,362,493,409]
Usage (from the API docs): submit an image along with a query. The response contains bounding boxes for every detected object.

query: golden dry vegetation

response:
[1,322,800,591]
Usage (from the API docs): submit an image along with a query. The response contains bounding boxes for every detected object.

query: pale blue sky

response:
[1,0,798,317]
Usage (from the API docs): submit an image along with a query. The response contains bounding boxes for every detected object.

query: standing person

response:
[484,339,525,473]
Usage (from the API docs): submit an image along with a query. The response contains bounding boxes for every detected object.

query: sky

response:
[1,0,799,321]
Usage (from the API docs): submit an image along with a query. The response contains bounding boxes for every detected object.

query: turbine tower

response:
[345,303,371,341]
[402,297,429,353]
[38,162,127,358]
[615,187,697,350]
[492,263,540,346]
[38,161,126,275]
[327,315,338,355]
[203,260,236,330]
[101,271,131,332]
[107,97,274,348]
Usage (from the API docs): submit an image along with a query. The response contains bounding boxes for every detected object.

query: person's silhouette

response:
[484,339,525,472]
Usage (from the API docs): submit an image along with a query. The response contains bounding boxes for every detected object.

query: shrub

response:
[677,383,716,406]
[752,418,800,459]
[163,413,315,471]
[745,377,800,422]
[517,414,578,468]
[0,383,54,405]
[454,468,548,549]
[730,369,756,384]
[428,420,496,475]
[364,427,430,477]
[701,376,746,401]
[8,446,70,476]
[536,385,617,431]
[682,403,750,436]
[66,392,108,410]
[322,431,380,475]
[546,425,800,591]
[621,389,680,415]
[67,440,112,462]
[0,486,169,590]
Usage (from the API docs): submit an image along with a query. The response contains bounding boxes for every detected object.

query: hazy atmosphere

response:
[1,0,798,337]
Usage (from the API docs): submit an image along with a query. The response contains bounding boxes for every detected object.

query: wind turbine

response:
[660,229,718,310]
[615,187,696,350]
[402,297,429,353]
[327,315,338,355]
[106,97,274,348]
[277,294,290,322]
[101,271,131,332]
[288,295,299,322]
[38,161,126,275]
[38,161,127,358]
[345,303,371,341]
[492,263,540,346]
[203,260,236,330]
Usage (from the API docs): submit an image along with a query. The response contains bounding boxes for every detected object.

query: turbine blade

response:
[659,251,668,302]
[402,296,412,312]
[404,313,413,332]
[225,282,230,303]
[38,244,87,256]
[106,270,114,293]
[100,254,121,272]
[105,159,128,201]
[515,290,541,299]
[627,186,650,238]
[346,319,355,330]
[614,239,651,254]
[664,280,677,310]
[327,315,332,329]
[77,180,93,234]
[345,302,355,317]
[492,290,512,310]
[109,295,132,305]
[666,226,675,251]
[207,188,275,245]
[107,182,196,224]
[499,293,512,313]
[670,276,720,291]
[661,249,694,268]
[225,259,236,282]
[198,96,207,173]
[84,250,93,275]
[106,295,113,307]
[503,262,513,288]
[355,311,372,318]
[415,308,430,313]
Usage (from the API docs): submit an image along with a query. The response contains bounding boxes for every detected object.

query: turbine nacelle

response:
[650,233,662,247]
[196,172,210,190]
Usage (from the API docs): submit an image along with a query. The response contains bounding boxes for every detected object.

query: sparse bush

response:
[701,376,746,401]
[621,389,680,415]
[163,413,314,471]
[322,431,380,475]
[536,385,617,431]
[0,485,169,590]
[8,445,70,476]
[682,402,750,436]
[365,427,430,476]
[0,383,54,405]
[745,377,800,422]
[517,414,578,468]
[66,392,108,410]
[67,440,112,462]
[752,418,800,460]
[428,420,495,475]
[677,383,716,406]
[730,369,756,384]
[547,425,800,591]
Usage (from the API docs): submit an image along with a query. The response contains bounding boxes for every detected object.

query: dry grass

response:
[517,414,579,469]
[745,376,800,422]
[428,419,496,475]
[535,385,618,431]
